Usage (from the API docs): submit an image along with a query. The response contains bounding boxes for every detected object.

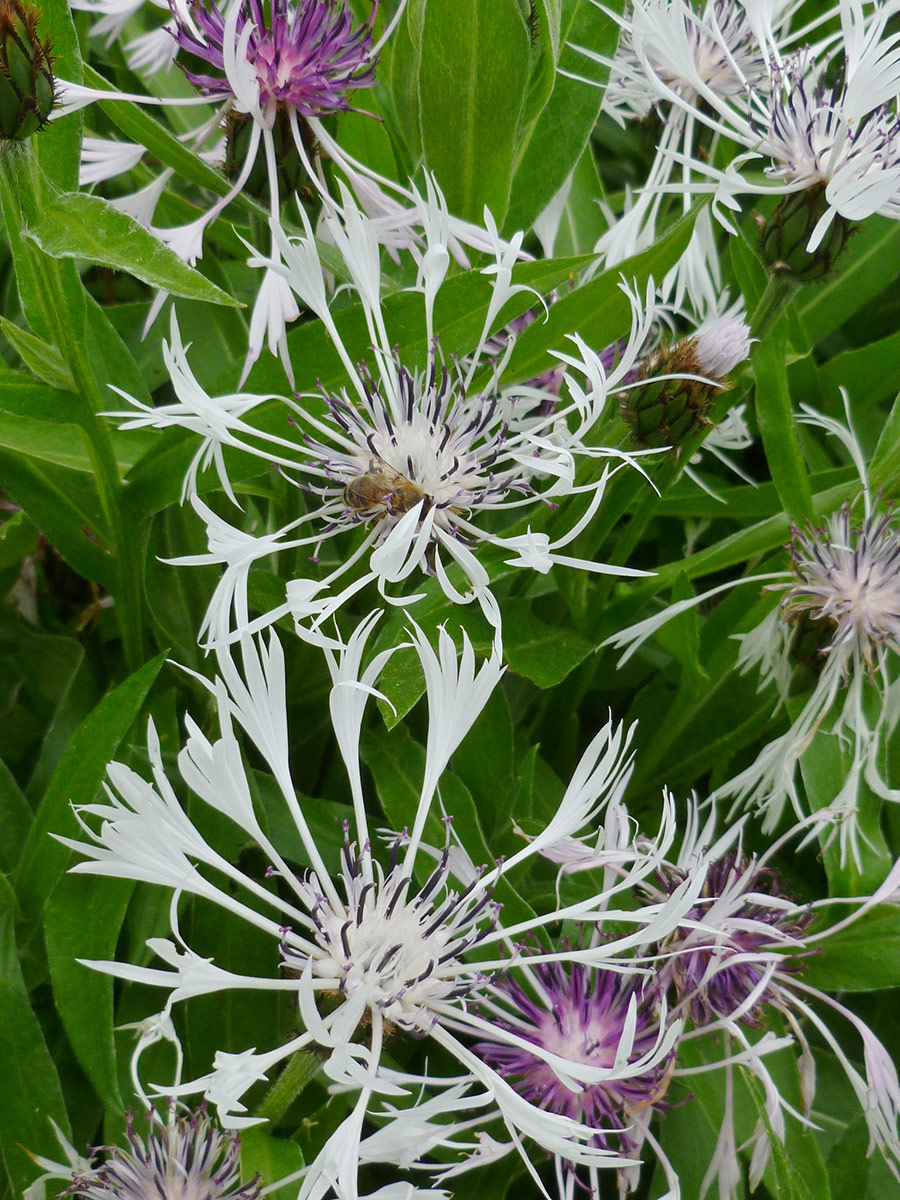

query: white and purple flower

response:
[26,1106,257,1200]
[112,190,662,649]
[58,623,708,1196]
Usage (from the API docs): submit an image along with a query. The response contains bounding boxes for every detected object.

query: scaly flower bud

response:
[759,184,853,282]
[224,109,311,202]
[0,0,54,141]
[621,316,751,449]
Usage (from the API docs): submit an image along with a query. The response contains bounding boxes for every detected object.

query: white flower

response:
[692,313,753,377]
[605,396,900,867]
[62,625,705,1195]
[616,0,900,250]
[655,808,900,1192]
[52,0,513,375]
[24,1122,93,1200]
[525,788,900,1197]
[79,137,145,186]
[112,197,659,649]
[573,0,793,313]
[24,1106,257,1200]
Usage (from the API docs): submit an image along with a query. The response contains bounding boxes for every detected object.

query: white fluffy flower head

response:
[783,505,900,670]
[290,822,498,1031]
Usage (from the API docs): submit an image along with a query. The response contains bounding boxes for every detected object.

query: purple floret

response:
[172,0,378,116]
[475,956,672,1150]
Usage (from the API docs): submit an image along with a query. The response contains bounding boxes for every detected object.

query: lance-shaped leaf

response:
[26,192,241,307]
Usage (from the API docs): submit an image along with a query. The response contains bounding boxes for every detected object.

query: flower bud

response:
[759,185,852,282]
[0,0,54,141]
[225,109,310,203]
[621,317,751,449]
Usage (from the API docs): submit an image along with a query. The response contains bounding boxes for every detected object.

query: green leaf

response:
[45,872,132,1116]
[0,618,84,748]
[804,906,900,993]
[142,507,218,672]
[0,408,156,477]
[80,64,270,226]
[503,603,596,687]
[362,724,538,934]
[0,369,77,422]
[0,142,89,349]
[865,1147,900,1200]
[0,759,32,875]
[34,0,82,191]
[643,478,856,592]
[752,333,814,522]
[748,1075,818,1200]
[870,387,900,496]
[797,217,900,344]
[654,467,852,521]
[14,653,167,930]
[418,0,530,224]
[812,334,900,415]
[27,192,241,307]
[0,317,74,390]
[521,0,563,127]
[182,890,288,1085]
[86,293,155,409]
[729,223,767,315]
[263,253,595,394]
[450,684,515,834]
[0,508,39,570]
[506,0,622,236]
[361,721,433,845]
[651,1079,723,1199]
[550,144,608,257]
[495,208,698,387]
[655,572,704,683]
[827,1117,872,1200]
[798,718,892,896]
[375,644,426,730]
[255,774,352,878]
[0,413,92,472]
[239,1127,304,1194]
[0,447,112,584]
[387,3,425,165]
[0,873,70,1199]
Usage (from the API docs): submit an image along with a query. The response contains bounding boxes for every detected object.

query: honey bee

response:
[343,457,431,519]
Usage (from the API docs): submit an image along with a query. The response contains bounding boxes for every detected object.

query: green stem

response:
[68,351,146,669]
[255,1051,321,1125]
[752,331,814,524]
[750,271,802,341]
[0,142,145,668]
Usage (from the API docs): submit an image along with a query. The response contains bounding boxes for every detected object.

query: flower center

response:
[316,361,514,533]
[477,960,671,1137]
[174,0,378,118]
[287,839,496,1031]
[665,853,811,1026]
[783,508,900,663]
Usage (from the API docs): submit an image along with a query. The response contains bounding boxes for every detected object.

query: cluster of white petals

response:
[61,623,712,1197]
[605,399,900,868]
[36,6,900,1200]
[111,187,662,651]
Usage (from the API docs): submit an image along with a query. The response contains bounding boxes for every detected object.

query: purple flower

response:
[172,0,378,118]
[475,951,675,1152]
[661,852,813,1028]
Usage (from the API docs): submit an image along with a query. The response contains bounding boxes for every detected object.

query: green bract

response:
[0,0,54,141]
